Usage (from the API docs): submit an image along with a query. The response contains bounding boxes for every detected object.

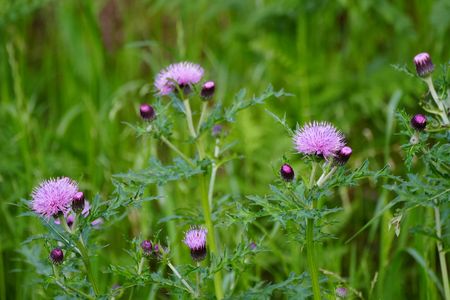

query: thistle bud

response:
[200,81,215,100]
[212,125,223,137]
[335,146,352,165]
[141,240,152,256]
[139,103,155,120]
[280,164,295,181]
[72,192,85,213]
[336,287,348,298]
[414,53,434,77]
[410,114,427,131]
[50,248,64,265]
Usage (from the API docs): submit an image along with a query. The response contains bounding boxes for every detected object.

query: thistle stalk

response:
[424,77,449,125]
[434,207,450,300]
[306,202,320,300]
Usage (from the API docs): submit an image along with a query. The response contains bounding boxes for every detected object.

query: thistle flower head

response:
[280,164,295,181]
[183,226,207,261]
[50,248,64,265]
[154,62,204,95]
[336,287,348,298]
[31,177,79,219]
[411,114,427,131]
[293,121,345,158]
[414,52,434,77]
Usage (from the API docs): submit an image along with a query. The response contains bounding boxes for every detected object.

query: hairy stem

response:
[167,261,196,296]
[424,77,449,125]
[160,135,195,167]
[77,236,99,296]
[183,99,197,138]
[434,207,450,300]
[197,102,208,133]
[306,216,320,300]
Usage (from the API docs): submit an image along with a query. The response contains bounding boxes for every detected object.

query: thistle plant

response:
[387,53,450,299]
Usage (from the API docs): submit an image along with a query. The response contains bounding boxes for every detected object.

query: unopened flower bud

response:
[141,240,152,256]
[139,103,155,120]
[335,146,352,165]
[280,164,295,181]
[336,287,348,298]
[410,114,427,131]
[50,248,64,265]
[212,125,223,137]
[414,53,434,77]
[201,81,215,100]
[72,192,85,213]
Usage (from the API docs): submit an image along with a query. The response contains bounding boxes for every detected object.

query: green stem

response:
[77,236,100,296]
[53,264,95,300]
[434,207,450,300]
[306,216,321,300]
[309,162,318,189]
[183,99,197,138]
[129,257,146,300]
[197,102,208,133]
[160,135,195,167]
[167,261,196,296]
[424,77,449,125]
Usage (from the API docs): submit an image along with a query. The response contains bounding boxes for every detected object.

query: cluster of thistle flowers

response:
[30,177,102,264]
[139,61,215,121]
[280,122,352,182]
[410,52,449,136]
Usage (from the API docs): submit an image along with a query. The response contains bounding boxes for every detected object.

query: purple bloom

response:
[31,177,79,219]
[414,52,434,77]
[293,121,345,158]
[50,248,64,265]
[154,62,204,95]
[72,191,85,213]
[411,114,427,131]
[183,226,207,261]
[141,240,153,256]
[280,164,295,181]
[336,287,348,298]
[212,125,223,137]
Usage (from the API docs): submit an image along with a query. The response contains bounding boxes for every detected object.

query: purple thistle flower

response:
[183,226,207,261]
[414,52,434,77]
[280,164,295,181]
[293,121,345,158]
[50,248,64,265]
[31,177,79,219]
[212,124,223,137]
[411,114,427,131]
[336,287,348,298]
[154,62,204,95]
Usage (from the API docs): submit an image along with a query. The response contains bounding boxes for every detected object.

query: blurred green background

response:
[1,0,450,299]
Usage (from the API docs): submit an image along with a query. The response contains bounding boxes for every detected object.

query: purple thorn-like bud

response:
[139,103,156,120]
[414,53,434,77]
[141,240,152,256]
[280,164,295,181]
[50,248,64,265]
[411,114,427,131]
[201,81,215,100]
[335,146,352,165]
[72,191,85,213]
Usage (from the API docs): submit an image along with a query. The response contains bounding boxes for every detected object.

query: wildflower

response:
[50,248,64,265]
[139,103,156,120]
[249,242,257,250]
[141,240,153,256]
[72,191,85,213]
[31,177,79,219]
[280,164,295,181]
[336,287,348,298]
[54,201,103,229]
[293,121,345,158]
[212,125,223,137]
[183,227,207,262]
[200,81,215,100]
[154,62,204,95]
[335,146,352,165]
[413,52,434,77]
[411,114,427,131]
